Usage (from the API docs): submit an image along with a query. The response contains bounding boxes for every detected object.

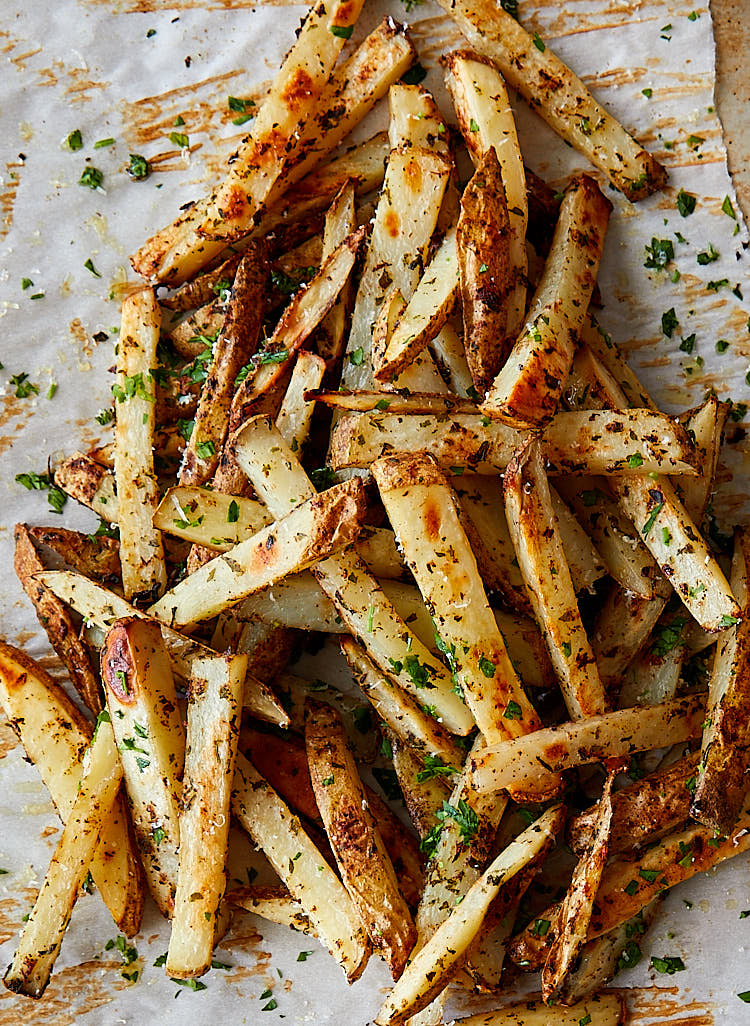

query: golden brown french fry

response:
[3,712,122,999]
[36,570,290,728]
[541,773,613,1001]
[232,752,370,980]
[568,751,698,857]
[389,732,451,840]
[374,806,563,1026]
[54,452,117,520]
[148,477,367,628]
[443,50,527,340]
[504,440,608,720]
[233,228,364,406]
[470,694,704,796]
[179,246,268,486]
[329,408,700,477]
[13,523,102,714]
[305,699,416,977]
[341,637,464,768]
[452,992,625,1026]
[457,148,513,393]
[341,147,451,390]
[435,0,666,198]
[373,452,545,750]
[167,652,245,978]
[316,180,356,366]
[24,525,121,585]
[101,618,185,917]
[692,529,750,833]
[162,253,243,313]
[226,885,314,935]
[113,288,167,602]
[0,642,144,937]
[482,177,611,427]
[309,389,479,415]
[374,227,459,383]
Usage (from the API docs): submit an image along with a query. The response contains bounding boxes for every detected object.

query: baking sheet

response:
[1,0,750,1022]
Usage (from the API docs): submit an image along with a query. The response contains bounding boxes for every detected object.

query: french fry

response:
[101,618,184,917]
[148,478,367,628]
[161,252,243,312]
[54,451,117,520]
[452,992,625,1026]
[166,652,245,978]
[482,176,611,427]
[232,227,364,405]
[541,773,614,1001]
[36,570,290,728]
[179,245,268,486]
[617,603,689,707]
[226,885,314,935]
[429,316,475,397]
[113,288,167,602]
[374,227,459,383]
[443,50,527,340]
[329,408,700,476]
[25,525,121,585]
[3,712,122,998]
[308,389,479,415]
[306,699,416,977]
[592,584,671,692]
[316,180,356,366]
[373,453,545,751]
[692,529,750,833]
[554,475,657,600]
[341,637,464,768]
[388,82,451,155]
[232,752,370,980]
[470,694,705,796]
[457,148,513,392]
[504,440,608,720]
[374,806,563,1026]
[568,751,698,857]
[14,523,102,714]
[0,642,144,936]
[232,416,475,735]
[341,147,451,390]
[435,0,666,198]
[389,732,452,840]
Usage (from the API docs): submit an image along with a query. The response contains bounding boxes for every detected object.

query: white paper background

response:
[1,0,750,1022]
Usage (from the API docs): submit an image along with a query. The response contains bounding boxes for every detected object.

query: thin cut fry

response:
[3,713,122,998]
[452,992,625,1026]
[113,288,167,601]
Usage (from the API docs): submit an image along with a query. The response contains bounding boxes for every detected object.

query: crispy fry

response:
[452,992,625,1025]
[54,452,117,520]
[306,699,416,976]
[101,618,184,917]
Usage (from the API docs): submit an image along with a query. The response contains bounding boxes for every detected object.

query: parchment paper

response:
[1,0,749,1023]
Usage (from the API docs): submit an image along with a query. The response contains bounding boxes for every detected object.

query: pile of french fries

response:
[3,1,747,1023]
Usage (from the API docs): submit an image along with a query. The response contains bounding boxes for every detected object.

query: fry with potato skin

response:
[504,440,608,721]
[568,751,698,857]
[435,0,666,199]
[306,699,417,977]
[4,713,122,999]
[166,653,246,978]
[101,618,184,917]
[54,451,117,520]
[0,641,144,936]
[25,525,121,585]
[482,176,611,427]
[14,523,102,714]
[232,752,370,981]
[470,694,705,796]
[457,148,513,393]
[451,992,625,1026]
[692,529,750,834]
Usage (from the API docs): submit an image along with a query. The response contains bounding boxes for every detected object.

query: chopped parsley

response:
[532,31,545,51]
[297,950,314,961]
[349,347,365,366]
[112,371,154,403]
[478,655,495,678]
[722,195,737,220]
[644,237,674,269]
[697,243,719,265]
[719,614,741,628]
[15,470,67,514]
[9,372,39,398]
[169,131,189,148]
[21,277,33,290]
[195,439,216,459]
[642,88,653,98]
[271,266,317,295]
[177,417,194,441]
[679,333,696,353]
[416,754,458,783]
[66,129,83,151]
[227,500,240,523]
[94,137,115,149]
[661,307,679,337]
[401,63,427,86]
[79,166,103,190]
[330,24,353,38]
[650,955,685,975]
[531,918,551,937]
[173,978,207,992]
[437,799,479,842]
[676,189,696,217]
[503,700,523,720]
[687,134,705,149]
[127,154,150,180]
[84,258,102,278]
[628,452,644,468]
[469,118,480,133]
